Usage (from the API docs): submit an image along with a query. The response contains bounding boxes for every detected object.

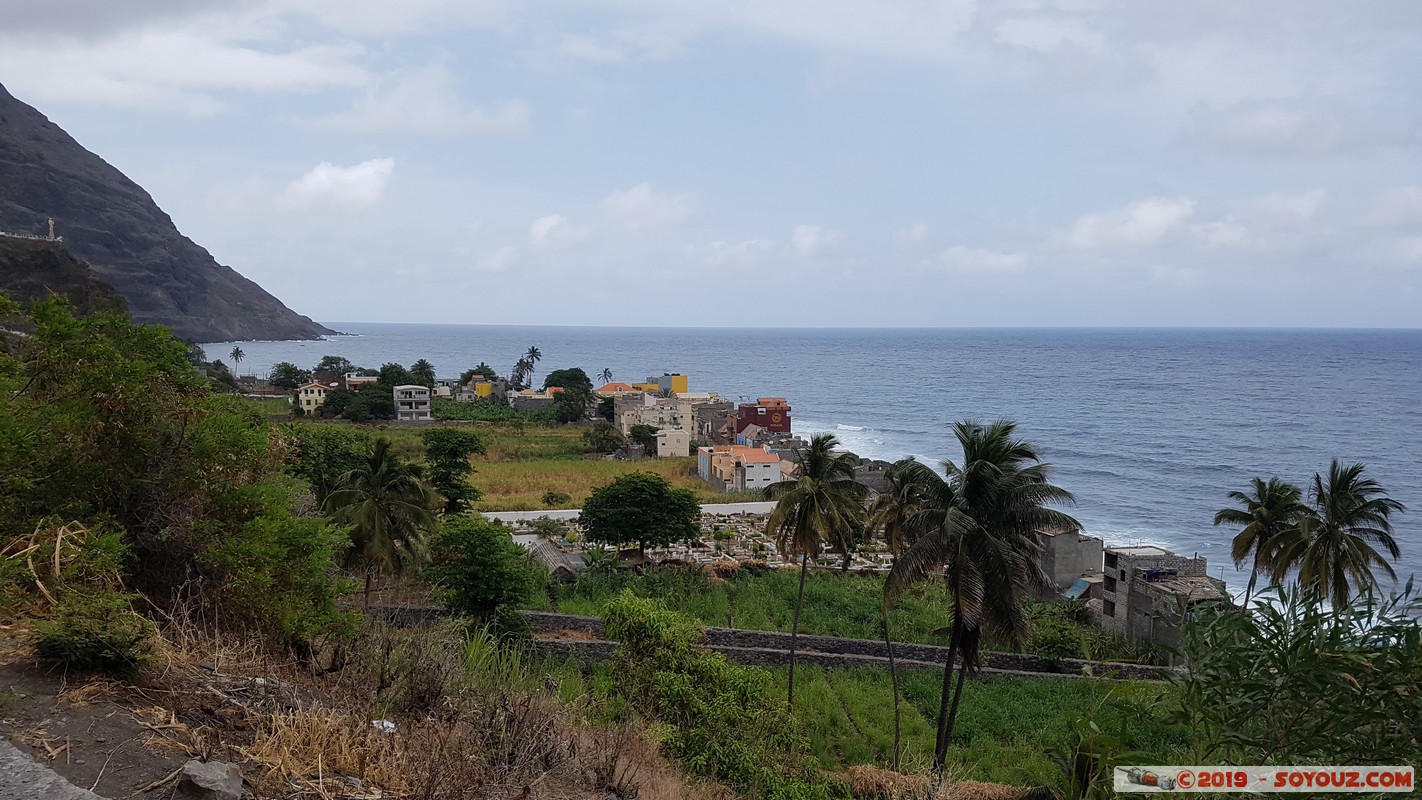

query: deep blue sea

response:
[204,324,1422,595]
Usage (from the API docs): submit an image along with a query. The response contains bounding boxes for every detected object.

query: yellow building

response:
[637,373,690,394]
[296,381,331,414]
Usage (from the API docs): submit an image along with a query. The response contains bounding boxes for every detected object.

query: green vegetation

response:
[1215,462,1405,609]
[542,366,593,392]
[427,516,545,631]
[542,567,1150,660]
[269,360,310,389]
[764,433,868,711]
[583,419,625,452]
[882,420,1080,774]
[432,396,555,423]
[420,427,486,513]
[782,666,1185,786]
[0,296,354,664]
[580,472,701,556]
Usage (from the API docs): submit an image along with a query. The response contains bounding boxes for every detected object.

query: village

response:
[287,367,1231,651]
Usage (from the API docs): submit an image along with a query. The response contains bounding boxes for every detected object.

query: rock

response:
[178,759,243,800]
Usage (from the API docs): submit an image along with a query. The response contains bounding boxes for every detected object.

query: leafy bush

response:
[583,420,625,453]
[427,516,545,631]
[32,589,154,674]
[600,592,845,798]
[205,492,360,644]
[432,397,555,424]
[285,424,371,503]
[541,491,572,507]
[1171,583,1422,766]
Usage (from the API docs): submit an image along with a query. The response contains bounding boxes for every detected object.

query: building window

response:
[1104,576,1117,593]
[1105,552,1118,569]
[1103,600,1116,617]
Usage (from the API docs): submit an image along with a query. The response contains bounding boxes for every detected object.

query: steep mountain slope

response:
[0,235,128,317]
[0,83,332,342]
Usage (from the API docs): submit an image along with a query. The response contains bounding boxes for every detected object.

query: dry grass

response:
[473,457,759,511]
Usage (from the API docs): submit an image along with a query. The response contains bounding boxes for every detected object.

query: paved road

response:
[0,740,108,800]
[483,501,775,523]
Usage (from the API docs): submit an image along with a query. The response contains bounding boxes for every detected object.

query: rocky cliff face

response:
[0,83,333,342]
[0,235,128,318]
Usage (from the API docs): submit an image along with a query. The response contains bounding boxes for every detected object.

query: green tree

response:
[286,424,371,503]
[229,346,244,371]
[554,387,593,423]
[377,362,417,387]
[583,420,625,453]
[596,396,615,421]
[420,427,486,514]
[426,516,543,629]
[1213,476,1306,604]
[460,362,497,383]
[269,361,310,390]
[599,368,614,384]
[323,438,437,603]
[1273,460,1405,610]
[313,354,355,379]
[542,366,593,393]
[763,432,866,711]
[409,358,437,386]
[580,473,700,557]
[884,420,1078,778]
[628,424,660,451]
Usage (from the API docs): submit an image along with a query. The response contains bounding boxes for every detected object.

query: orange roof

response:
[741,450,781,464]
[596,382,636,394]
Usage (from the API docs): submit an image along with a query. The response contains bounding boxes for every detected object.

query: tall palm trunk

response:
[788,554,809,712]
[882,608,902,771]
[933,615,963,774]
[942,637,970,759]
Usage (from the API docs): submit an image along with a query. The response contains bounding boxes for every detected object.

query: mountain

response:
[0,83,333,342]
[0,235,128,318]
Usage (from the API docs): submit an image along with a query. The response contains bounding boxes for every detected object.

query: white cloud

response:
[1184,99,1420,158]
[319,66,530,135]
[279,158,394,212]
[529,213,593,245]
[791,224,841,258]
[472,245,518,272]
[895,223,929,245]
[0,28,366,114]
[602,183,689,229]
[1062,197,1196,250]
[703,238,774,266]
[1149,264,1203,289]
[1361,187,1422,229]
[995,17,1105,54]
[939,245,1027,274]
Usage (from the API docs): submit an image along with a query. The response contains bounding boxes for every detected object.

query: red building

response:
[735,397,791,434]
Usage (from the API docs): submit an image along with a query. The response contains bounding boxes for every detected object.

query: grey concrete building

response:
[1035,527,1104,597]
[393,384,432,421]
[1096,545,1229,649]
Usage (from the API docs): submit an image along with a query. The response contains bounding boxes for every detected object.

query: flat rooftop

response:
[1137,575,1229,602]
[1109,545,1171,557]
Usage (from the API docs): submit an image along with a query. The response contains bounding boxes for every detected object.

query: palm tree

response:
[866,457,927,772]
[764,433,866,711]
[229,346,245,372]
[1213,476,1306,605]
[409,358,436,385]
[884,420,1078,781]
[1273,460,1405,610]
[511,357,532,389]
[599,368,614,384]
[323,438,438,605]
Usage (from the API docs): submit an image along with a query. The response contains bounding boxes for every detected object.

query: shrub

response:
[427,516,545,631]
[541,491,573,507]
[204,489,360,644]
[583,420,624,453]
[32,589,154,675]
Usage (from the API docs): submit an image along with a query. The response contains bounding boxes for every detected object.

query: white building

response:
[393,385,432,421]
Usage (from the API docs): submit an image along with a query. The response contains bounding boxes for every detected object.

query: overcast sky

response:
[3,1,1421,327]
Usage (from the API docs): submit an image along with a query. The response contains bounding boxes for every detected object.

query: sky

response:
[2,1,1422,327]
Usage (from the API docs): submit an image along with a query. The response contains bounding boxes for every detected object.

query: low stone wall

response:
[519,610,1172,680]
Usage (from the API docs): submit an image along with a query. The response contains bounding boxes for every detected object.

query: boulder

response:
[177,760,243,800]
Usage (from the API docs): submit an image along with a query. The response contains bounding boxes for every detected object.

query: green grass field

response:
[540,568,1155,662]
[777,666,1187,785]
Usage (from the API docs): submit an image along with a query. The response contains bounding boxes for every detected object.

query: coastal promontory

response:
[0,82,331,342]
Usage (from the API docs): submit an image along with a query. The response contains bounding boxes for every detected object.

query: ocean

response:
[204,324,1422,594]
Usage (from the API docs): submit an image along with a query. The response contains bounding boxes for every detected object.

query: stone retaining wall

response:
[519,610,1171,680]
